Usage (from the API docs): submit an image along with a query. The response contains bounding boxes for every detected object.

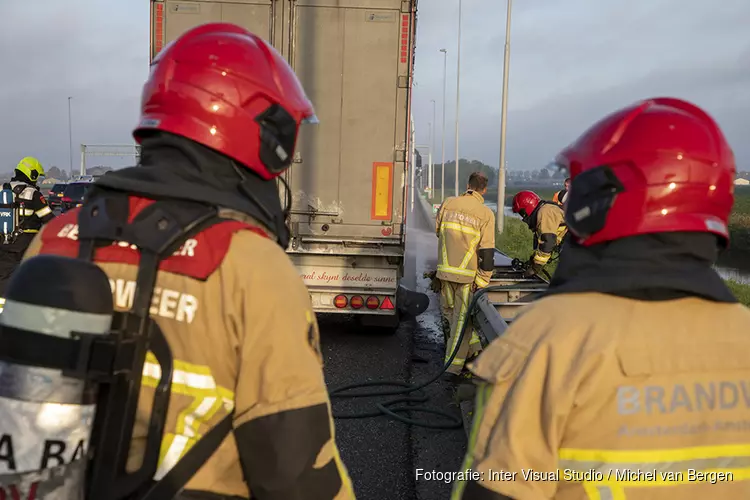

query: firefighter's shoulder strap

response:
[76,193,234,500]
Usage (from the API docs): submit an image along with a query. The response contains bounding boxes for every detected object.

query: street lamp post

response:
[430,99,436,195]
[427,121,433,192]
[454,0,463,197]
[67,97,73,178]
[497,0,513,233]
[439,48,448,202]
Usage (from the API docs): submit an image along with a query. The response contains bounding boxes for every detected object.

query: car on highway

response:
[45,183,67,210]
[60,180,95,213]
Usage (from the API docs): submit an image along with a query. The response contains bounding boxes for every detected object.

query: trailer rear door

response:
[151,0,275,61]
[286,0,413,243]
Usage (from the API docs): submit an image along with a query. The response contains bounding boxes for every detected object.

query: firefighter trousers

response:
[440,281,482,375]
[439,284,453,341]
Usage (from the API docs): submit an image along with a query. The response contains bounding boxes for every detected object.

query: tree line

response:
[416,154,566,194]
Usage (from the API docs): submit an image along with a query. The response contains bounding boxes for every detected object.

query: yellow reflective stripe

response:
[442,284,454,309]
[474,275,490,288]
[582,483,626,500]
[437,265,476,277]
[438,221,481,273]
[0,297,4,314]
[35,206,52,217]
[439,226,450,271]
[560,443,750,465]
[20,208,34,216]
[441,221,480,236]
[533,251,550,265]
[470,332,481,345]
[141,352,234,480]
[559,444,750,488]
[451,383,492,500]
[446,284,471,364]
[22,229,38,234]
[459,231,481,269]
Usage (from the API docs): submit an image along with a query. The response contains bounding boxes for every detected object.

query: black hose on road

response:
[329,284,526,430]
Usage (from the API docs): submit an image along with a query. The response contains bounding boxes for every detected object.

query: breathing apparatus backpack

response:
[0,183,23,244]
[0,193,234,499]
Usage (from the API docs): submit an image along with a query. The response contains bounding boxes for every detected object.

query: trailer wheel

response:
[357,312,401,335]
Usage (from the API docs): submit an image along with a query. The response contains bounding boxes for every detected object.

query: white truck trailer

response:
[151,0,422,331]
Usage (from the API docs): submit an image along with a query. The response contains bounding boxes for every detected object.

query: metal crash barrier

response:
[461,250,549,436]
[474,250,548,330]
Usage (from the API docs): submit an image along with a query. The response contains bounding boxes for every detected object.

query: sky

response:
[0,0,748,175]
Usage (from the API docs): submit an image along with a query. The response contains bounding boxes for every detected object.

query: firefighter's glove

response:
[424,270,442,293]
[523,260,543,278]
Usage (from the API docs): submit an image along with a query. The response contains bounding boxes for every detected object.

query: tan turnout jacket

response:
[453,292,750,500]
[23,198,355,499]
[436,190,496,288]
[532,202,567,266]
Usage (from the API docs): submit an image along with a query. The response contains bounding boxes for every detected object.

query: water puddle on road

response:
[407,207,444,344]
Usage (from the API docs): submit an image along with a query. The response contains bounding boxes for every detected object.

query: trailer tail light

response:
[380,296,395,310]
[61,196,72,203]
[350,296,364,309]
[333,295,348,309]
[366,296,380,309]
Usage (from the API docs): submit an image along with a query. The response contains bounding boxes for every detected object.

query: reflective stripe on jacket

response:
[7,181,54,232]
[435,191,495,287]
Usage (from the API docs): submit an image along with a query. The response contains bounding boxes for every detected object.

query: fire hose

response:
[328,281,538,430]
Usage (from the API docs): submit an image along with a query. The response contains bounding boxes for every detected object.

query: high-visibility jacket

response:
[4,180,55,234]
[453,292,750,499]
[435,190,496,288]
[531,202,567,266]
[22,197,355,500]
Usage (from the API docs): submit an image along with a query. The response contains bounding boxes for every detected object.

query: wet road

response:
[320,194,466,500]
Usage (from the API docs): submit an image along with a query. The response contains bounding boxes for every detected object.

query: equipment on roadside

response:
[509,257,551,283]
[0,185,20,244]
[0,197,237,499]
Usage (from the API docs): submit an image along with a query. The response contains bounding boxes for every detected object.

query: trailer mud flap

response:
[396,284,429,317]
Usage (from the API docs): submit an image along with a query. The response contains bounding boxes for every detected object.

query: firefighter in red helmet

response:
[23,23,354,499]
[511,189,567,278]
[453,98,750,500]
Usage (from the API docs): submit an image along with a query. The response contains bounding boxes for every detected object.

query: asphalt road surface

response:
[320,196,466,500]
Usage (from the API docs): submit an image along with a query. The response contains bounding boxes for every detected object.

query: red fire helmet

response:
[556,97,735,246]
[511,190,541,219]
[134,22,317,180]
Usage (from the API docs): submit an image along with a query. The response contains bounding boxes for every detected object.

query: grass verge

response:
[724,280,750,306]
